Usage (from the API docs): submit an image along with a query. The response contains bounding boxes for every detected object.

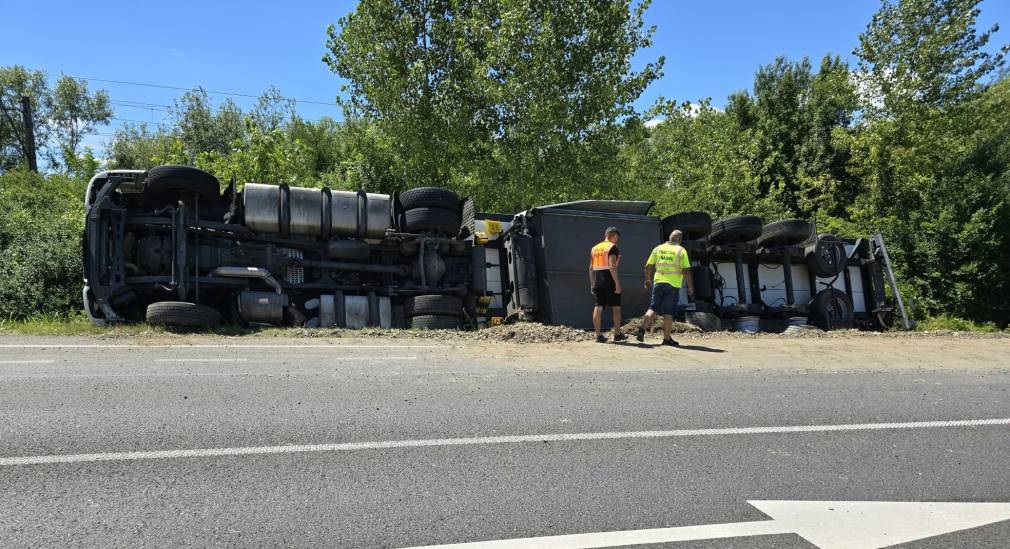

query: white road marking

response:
[399,500,1010,549]
[155,358,249,363]
[0,359,55,364]
[0,344,442,349]
[328,356,417,361]
[0,418,1006,466]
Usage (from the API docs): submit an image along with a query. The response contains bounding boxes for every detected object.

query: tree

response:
[726,55,857,217]
[323,0,664,211]
[855,0,1009,118]
[48,75,112,166]
[0,66,111,172]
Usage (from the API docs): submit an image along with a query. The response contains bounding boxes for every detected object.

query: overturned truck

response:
[84,165,483,329]
[84,165,907,332]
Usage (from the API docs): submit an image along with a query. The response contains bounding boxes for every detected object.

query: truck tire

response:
[757,219,811,247]
[139,165,220,207]
[404,295,463,318]
[410,314,461,330]
[404,207,460,235]
[146,301,220,328]
[661,212,711,241]
[400,187,459,211]
[810,288,853,330]
[806,234,846,277]
[709,215,763,244]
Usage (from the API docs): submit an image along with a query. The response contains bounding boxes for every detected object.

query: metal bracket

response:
[872,234,912,330]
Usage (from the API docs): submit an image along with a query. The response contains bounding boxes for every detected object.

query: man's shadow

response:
[614,341,725,353]
[676,344,725,353]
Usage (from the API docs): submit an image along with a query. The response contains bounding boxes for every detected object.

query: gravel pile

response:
[620,317,702,334]
[468,323,593,343]
[277,321,594,343]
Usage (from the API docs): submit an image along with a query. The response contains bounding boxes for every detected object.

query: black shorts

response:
[593,282,621,308]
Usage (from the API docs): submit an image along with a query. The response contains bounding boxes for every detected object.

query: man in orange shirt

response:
[589,226,626,343]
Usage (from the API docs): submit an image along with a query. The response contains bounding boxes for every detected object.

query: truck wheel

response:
[810,288,853,330]
[138,165,220,207]
[400,187,459,211]
[410,314,461,330]
[757,219,811,247]
[405,295,463,318]
[806,234,846,277]
[661,212,712,241]
[146,301,220,328]
[709,215,763,244]
[404,207,460,235]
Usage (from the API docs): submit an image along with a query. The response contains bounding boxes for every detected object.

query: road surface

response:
[1,334,1008,547]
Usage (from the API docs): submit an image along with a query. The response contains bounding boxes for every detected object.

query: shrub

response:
[0,170,86,320]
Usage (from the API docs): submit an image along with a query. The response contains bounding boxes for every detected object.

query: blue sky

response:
[2,0,1008,152]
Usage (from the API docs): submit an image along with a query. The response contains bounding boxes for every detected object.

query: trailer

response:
[83,165,907,332]
[490,202,909,332]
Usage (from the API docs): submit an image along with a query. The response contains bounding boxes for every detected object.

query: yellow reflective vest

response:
[646,243,690,287]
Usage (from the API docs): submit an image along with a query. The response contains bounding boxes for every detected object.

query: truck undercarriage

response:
[83,165,482,329]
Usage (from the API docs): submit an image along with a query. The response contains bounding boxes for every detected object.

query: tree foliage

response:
[855,0,1009,117]
[0,66,111,171]
[323,0,664,211]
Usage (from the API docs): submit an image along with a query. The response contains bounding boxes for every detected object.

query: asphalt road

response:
[1,335,1008,548]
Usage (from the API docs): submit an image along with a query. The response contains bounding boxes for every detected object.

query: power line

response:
[70,75,340,107]
[111,117,166,125]
[110,100,172,112]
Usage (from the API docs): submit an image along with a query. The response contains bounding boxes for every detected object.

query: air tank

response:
[243,183,392,239]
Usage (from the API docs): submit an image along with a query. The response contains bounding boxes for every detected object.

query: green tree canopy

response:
[323,0,664,211]
[0,66,110,172]
[855,0,1009,117]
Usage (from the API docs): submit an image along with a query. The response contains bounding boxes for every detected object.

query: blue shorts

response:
[649,282,680,316]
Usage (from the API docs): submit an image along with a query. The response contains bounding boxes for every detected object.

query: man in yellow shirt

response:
[636,230,694,346]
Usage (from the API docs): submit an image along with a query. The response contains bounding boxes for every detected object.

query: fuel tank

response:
[243,183,392,239]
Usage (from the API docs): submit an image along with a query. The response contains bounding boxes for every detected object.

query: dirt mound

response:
[469,322,593,343]
[620,317,702,334]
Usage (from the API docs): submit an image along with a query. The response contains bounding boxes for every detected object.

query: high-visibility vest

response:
[590,241,618,271]
[649,243,688,286]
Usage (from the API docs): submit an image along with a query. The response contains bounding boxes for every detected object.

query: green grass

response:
[916,315,1002,333]
[0,312,112,336]
[0,312,256,337]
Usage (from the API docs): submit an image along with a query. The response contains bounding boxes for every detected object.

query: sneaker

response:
[661,338,680,347]
[613,333,628,342]
[635,328,645,342]
[596,335,607,343]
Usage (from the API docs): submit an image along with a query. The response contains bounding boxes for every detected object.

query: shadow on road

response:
[613,341,725,353]
[676,344,725,353]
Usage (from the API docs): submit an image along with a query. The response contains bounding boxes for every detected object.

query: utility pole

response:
[20,95,38,172]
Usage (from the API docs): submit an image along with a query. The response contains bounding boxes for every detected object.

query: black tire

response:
[141,165,220,206]
[410,314,461,330]
[404,295,463,318]
[400,187,459,211]
[806,234,846,277]
[809,288,853,330]
[686,311,722,332]
[661,212,712,241]
[757,219,811,247]
[404,207,460,235]
[146,301,220,328]
[709,215,763,244]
